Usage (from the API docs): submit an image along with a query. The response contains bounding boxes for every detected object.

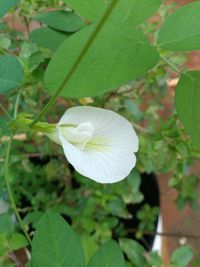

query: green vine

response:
[4,133,32,245]
[4,91,32,245]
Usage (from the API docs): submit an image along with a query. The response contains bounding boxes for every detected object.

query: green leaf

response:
[87,240,125,267]
[30,27,69,52]
[119,238,147,267]
[0,0,18,17]
[9,233,28,251]
[28,51,45,71]
[127,170,141,194]
[23,211,44,228]
[80,235,98,265]
[0,36,11,50]
[65,0,162,26]
[34,11,84,33]
[0,55,24,94]
[0,212,14,236]
[170,246,193,267]
[157,1,200,51]
[148,252,162,267]
[45,23,158,98]
[126,170,143,203]
[175,71,200,148]
[31,213,85,267]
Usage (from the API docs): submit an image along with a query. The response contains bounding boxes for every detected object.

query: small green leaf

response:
[0,0,18,17]
[0,55,24,94]
[0,212,14,236]
[170,246,193,267]
[34,11,84,33]
[28,51,45,71]
[119,238,147,267]
[65,0,162,26]
[9,233,28,251]
[30,27,69,52]
[31,213,85,267]
[148,251,162,267]
[0,36,11,50]
[80,235,98,265]
[157,1,200,51]
[175,71,200,148]
[45,23,158,98]
[23,211,44,228]
[87,240,125,267]
[127,169,141,194]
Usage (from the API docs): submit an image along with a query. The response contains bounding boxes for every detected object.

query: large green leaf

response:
[0,55,24,94]
[87,240,125,267]
[0,0,18,17]
[34,11,84,33]
[45,23,158,98]
[31,213,85,267]
[175,71,200,148]
[157,1,200,51]
[30,27,69,52]
[65,0,162,26]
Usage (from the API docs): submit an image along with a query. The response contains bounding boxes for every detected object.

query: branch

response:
[127,228,200,240]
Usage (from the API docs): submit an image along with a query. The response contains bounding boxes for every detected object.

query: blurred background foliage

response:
[0,0,200,266]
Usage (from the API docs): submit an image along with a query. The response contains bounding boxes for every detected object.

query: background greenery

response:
[1,0,200,266]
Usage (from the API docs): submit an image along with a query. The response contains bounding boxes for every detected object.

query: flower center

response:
[60,122,94,149]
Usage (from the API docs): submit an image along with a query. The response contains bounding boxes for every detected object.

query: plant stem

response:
[4,91,32,245]
[29,0,119,128]
[14,90,21,119]
[160,55,181,74]
[5,133,32,245]
[127,227,200,240]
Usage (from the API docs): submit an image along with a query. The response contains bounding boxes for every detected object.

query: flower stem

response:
[29,0,119,128]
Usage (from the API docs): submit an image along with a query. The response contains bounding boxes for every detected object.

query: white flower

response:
[52,106,139,184]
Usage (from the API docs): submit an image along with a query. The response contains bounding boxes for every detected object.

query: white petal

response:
[58,106,138,152]
[60,122,94,149]
[58,106,139,183]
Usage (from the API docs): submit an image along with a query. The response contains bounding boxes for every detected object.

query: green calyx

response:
[8,113,60,144]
